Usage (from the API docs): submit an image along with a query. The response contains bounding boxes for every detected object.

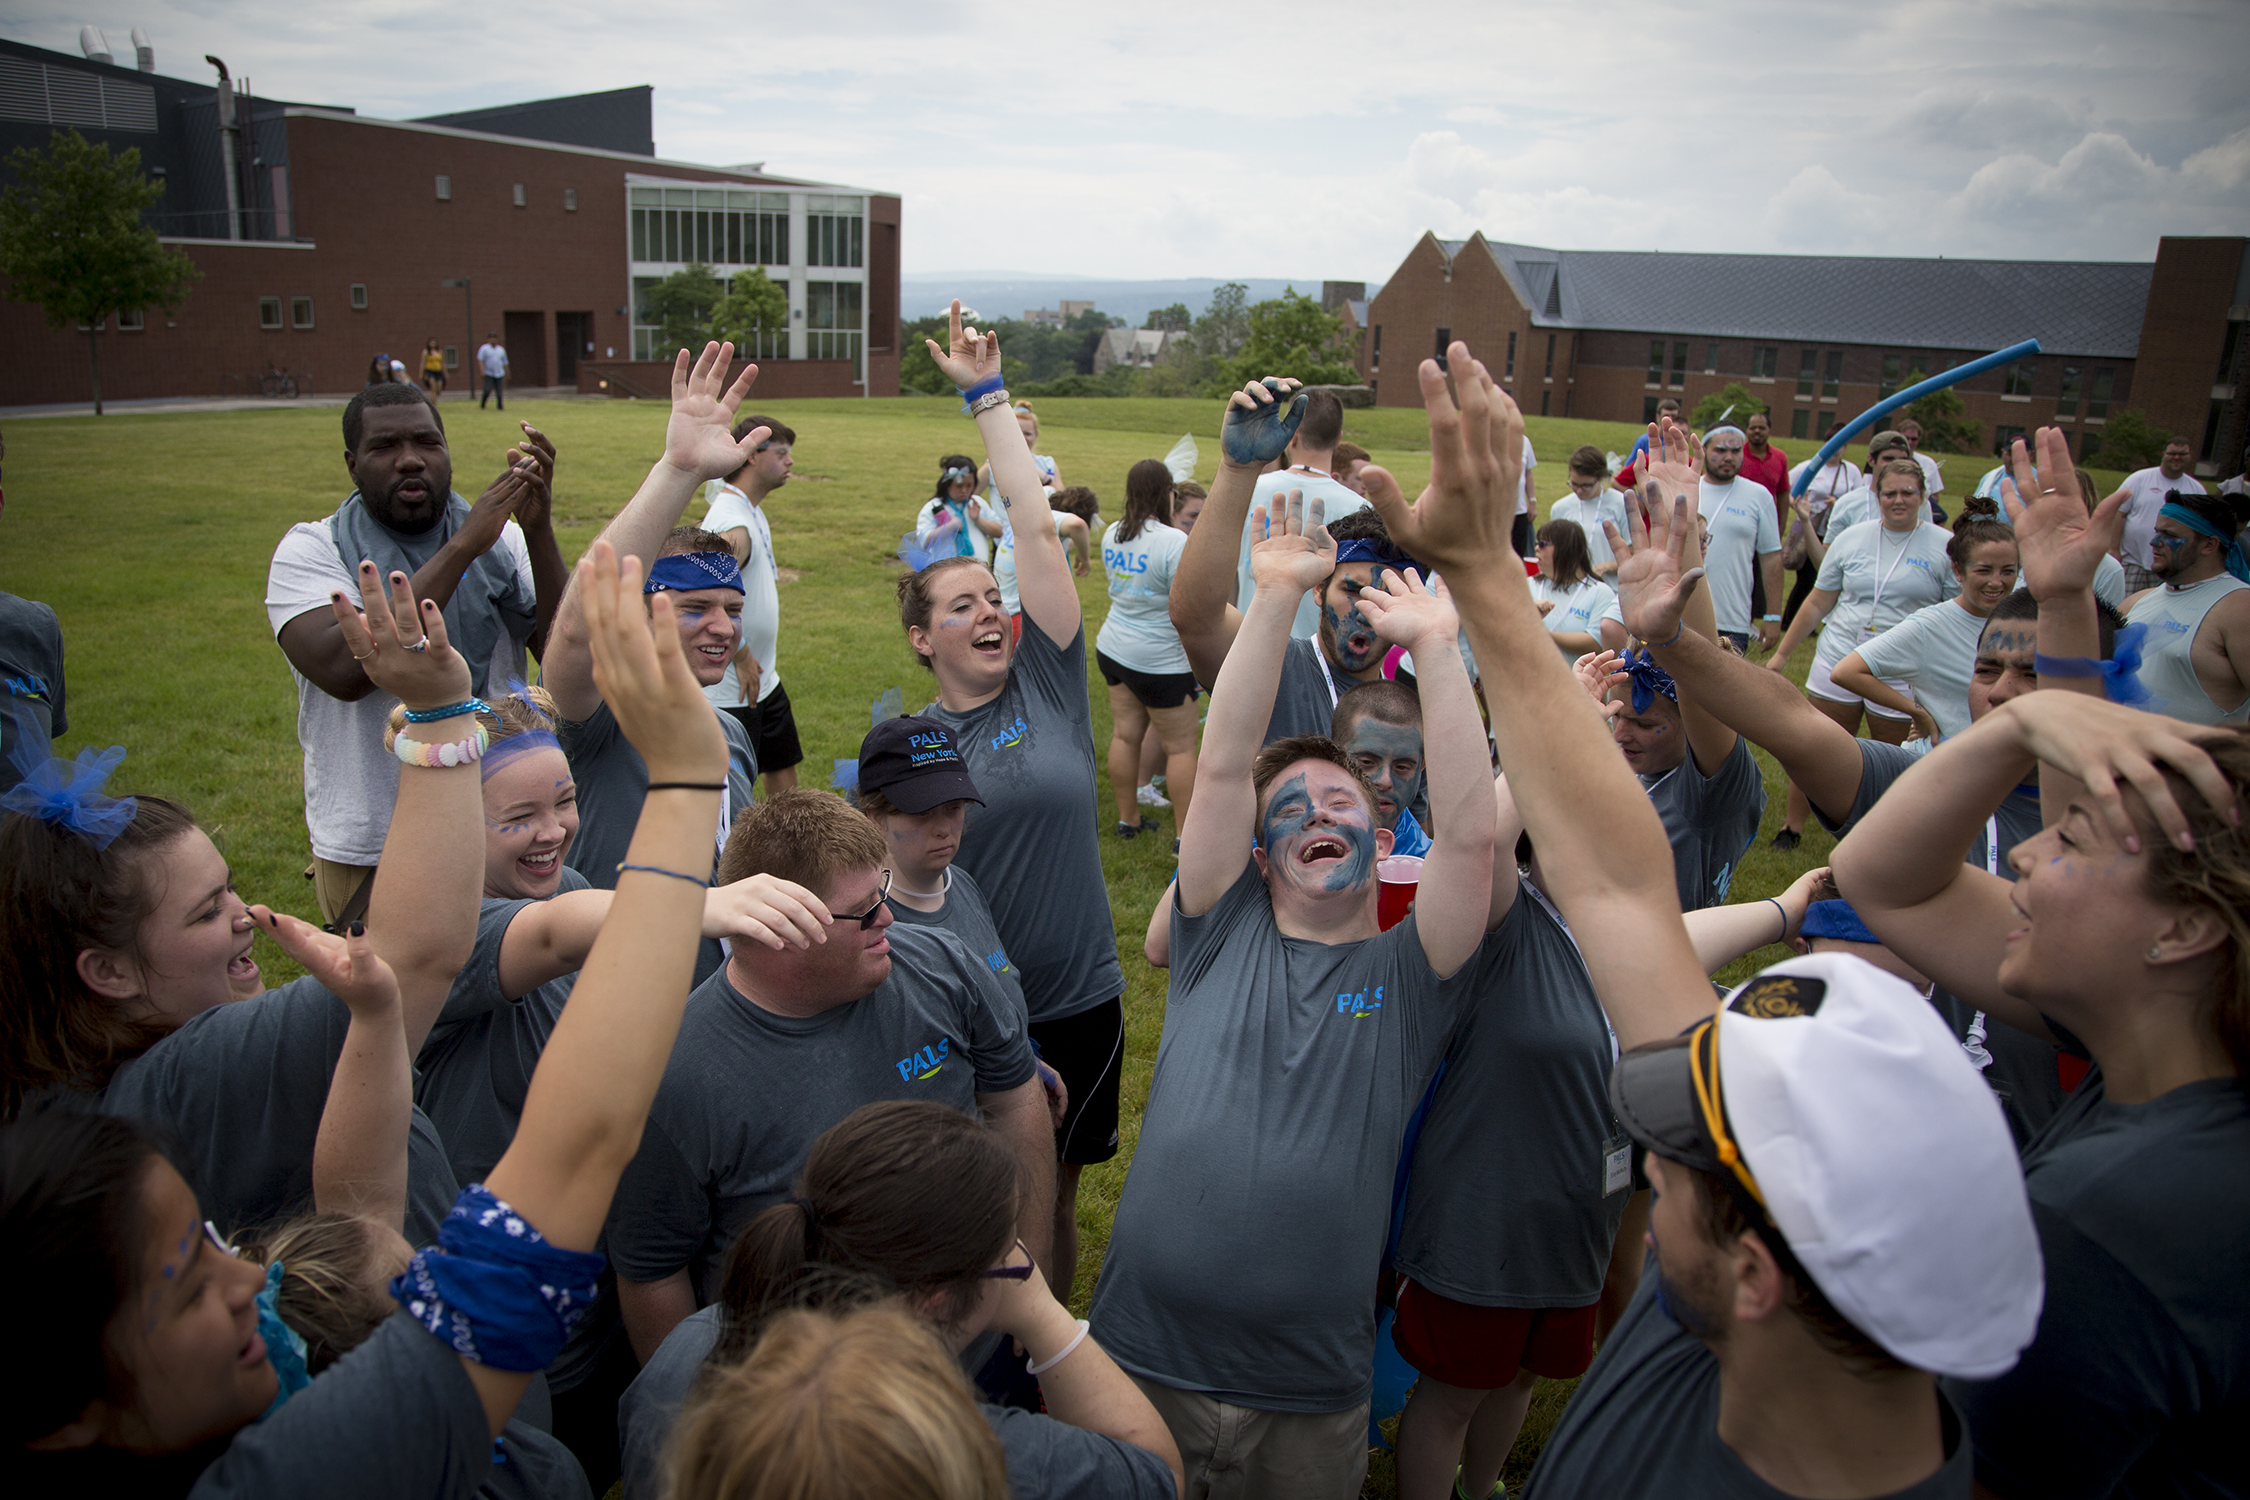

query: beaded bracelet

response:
[393,724,490,768]
[966,387,1012,419]
[403,697,490,723]
[616,862,711,887]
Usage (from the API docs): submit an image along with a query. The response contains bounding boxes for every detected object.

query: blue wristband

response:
[2031,653,2100,678]
[957,374,1005,408]
[403,697,489,723]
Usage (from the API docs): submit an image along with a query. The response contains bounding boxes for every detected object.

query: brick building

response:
[1358,231,2250,477]
[0,36,901,406]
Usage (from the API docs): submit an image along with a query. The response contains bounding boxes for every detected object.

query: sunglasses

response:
[836,870,893,929]
[978,1239,1036,1281]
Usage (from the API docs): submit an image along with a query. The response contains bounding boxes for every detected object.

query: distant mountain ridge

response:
[901,275,1380,326]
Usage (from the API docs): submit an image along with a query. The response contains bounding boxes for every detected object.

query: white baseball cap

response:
[1608,952,2043,1380]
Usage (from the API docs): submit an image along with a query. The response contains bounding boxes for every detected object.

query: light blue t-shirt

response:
[1697,478,1783,635]
[1550,491,1631,572]
[1531,575,1617,647]
[1095,519,1191,675]
[1810,520,1958,672]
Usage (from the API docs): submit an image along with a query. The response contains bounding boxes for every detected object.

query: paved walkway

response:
[0,385,587,419]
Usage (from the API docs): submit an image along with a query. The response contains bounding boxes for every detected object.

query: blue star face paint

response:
[1258,764,1380,898]
[1342,719,1424,833]
[1320,565,1386,675]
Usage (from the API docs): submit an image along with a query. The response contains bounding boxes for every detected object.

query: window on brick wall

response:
[564,188,577,212]
[435,175,451,201]
[1791,408,1809,439]
[349,283,367,310]
[1754,346,1778,379]
[1817,410,1837,438]
[291,297,313,329]
[1705,341,1719,373]
[1647,340,1665,385]
[1797,348,1818,398]
[1670,340,1688,388]
[2088,368,2114,418]
[1541,391,1550,415]
[1544,333,1555,378]
[1644,395,1660,423]
[512,183,526,208]
[2056,366,2081,417]
[258,296,282,329]
[1823,351,1842,399]
[2004,358,2036,397]
[1434,327,1451,367]
[116,308,143,331]
[1372,324,1382,372]
[1505,331,1516,380]
[1879,354,1903,398]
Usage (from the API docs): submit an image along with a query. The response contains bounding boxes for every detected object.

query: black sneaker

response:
[1114,822,1141,840]
[1771,828,1802,851]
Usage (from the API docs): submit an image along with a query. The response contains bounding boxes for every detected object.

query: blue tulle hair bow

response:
[1,734,139,850]
[2099,623,2151,706]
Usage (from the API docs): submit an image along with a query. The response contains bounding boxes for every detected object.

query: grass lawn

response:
[2,391,2079,1494]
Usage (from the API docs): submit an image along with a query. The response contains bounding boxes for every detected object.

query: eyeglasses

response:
[978,1240,1037,1281]
[835,870,893,929]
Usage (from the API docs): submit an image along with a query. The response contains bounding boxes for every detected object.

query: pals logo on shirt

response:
[1335,985,1384,1019]
[3,672,54,703]
[1104,548,1150,574]
[895,1036,952,1082]
[985,947,1014,977]
[990,716,1029,751]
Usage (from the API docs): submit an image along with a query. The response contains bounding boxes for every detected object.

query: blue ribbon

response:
[644,551,744,595]
[1621,645,1678,714]
[256,1260,314,1419]
[0,740,138,850]
[1800,899,1880,944]
[2158,501,2250,584]
[2034,622,2151,706]
[391,1185,606,1372]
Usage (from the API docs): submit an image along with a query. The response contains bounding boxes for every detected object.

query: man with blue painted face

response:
[1173,379,1410,746]
[1091,485,1496,1500]
[1333,679,1431,857]
[2121,488,2250,726]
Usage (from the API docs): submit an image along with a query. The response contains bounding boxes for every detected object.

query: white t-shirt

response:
[1530,574,1617,646]
[1825,484,1876,538]
[698,481,781,707]
[476,342,507,378]
[265,519,536,865]
[2118,467,2206,568]
[1910,451,1945,498]
[1852,597,1987,743]
[916,496,994,564]
[1095,520,1191,674]
[1811,520,1959,672]
[1516,436,1539,517]
[1550,490,1631,571]
[1697,477,1784,635]
[1238,469,1370,639]
[1788,458,1860,521]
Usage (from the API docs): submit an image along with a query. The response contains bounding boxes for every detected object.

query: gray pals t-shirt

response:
[1396,882,1626,1308]
[1262,635,1343,746]
[922,622,1123,1023]
[99,977,459,1247]
[0,590,66,790]
[1089,863,1464,1412]
[618,1306,1174,1500]
[605,923,1037,1294]
[416,865,592,1187]
[1824,738,2042,878]
[556,700,755,984]
[1525,1270,1975,1499]
[885,864,1027,1024]
[1642,736,1765,912]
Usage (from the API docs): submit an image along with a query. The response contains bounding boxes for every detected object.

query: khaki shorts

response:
[308,857,376,925]
[1131,1375,1369,1500]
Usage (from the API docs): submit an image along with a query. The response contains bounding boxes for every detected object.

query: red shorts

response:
[1390,1277,1598,1390]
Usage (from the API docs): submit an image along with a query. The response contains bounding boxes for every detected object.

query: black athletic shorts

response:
[720,681,804,774]
[1095,649,1201,711]
[1028,997,1124,1165]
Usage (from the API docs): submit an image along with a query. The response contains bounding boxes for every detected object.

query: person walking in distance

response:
[420,338,446,400]
[476,332,509,410]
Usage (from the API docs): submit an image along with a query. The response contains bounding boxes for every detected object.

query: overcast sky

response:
[12,1,2248,283]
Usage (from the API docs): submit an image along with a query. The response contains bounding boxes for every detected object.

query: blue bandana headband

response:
[392,1184,605,1371]
[644,551,744,595]
[0,738,138,850]
[1801,899,1880,944]
[1621,645,1679,714]
[2158,501,2250,584]
[1333,536,1421,577]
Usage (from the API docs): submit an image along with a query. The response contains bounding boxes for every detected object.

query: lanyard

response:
[1868,527,1917,617]
[1313,640,1341,709]
[1984,815,2000,876]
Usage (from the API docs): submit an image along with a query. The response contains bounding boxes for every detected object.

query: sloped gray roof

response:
[1433,236,2151,357]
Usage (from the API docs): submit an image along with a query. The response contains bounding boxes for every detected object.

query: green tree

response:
[1690,382,1768,430]
[707,266,788,358]
[1220,287,1357,390]
[1193,283,1250,363]
[897,313,953,395]
[2093,408,2170,470]
[1899,369,1981,452]
[1145,302,1191,332]
[0,129,200,415]
[639,261,726,358]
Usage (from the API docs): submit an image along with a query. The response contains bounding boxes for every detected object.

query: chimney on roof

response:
[80,25,113,65]
[132,27,154,72]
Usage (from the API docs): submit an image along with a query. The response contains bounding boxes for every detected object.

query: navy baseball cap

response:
[857,716,983,814]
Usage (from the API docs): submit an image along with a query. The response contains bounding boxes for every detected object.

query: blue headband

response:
[0,738,138,850]
[392,1185,605,1372]
[2158,501,2250,584]
[644,551,744,595]
[1621,645,1678,714]
[1801,899,1880,944]
[1334,537,1421,576]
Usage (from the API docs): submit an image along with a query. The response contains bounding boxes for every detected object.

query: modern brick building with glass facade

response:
[0,36,901,406]
[1358,231,2250,477]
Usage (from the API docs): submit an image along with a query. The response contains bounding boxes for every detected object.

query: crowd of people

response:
[0,304,2246,1500]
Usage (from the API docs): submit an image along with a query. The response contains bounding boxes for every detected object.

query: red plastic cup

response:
[1377,855,1424,931]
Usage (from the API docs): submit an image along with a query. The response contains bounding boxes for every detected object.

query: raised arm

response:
[1169,378,1305,688]
[1176,491,1336,915]
[512,426,569,661]
[1630,426,1739,774]
[542,344,768,720]
[1351,571,1494,976]
[494,876,831,1000]
[1368,346,1709,1051]
[924,304,1080,645]
[1765,587,1836,672]
[1792,489,1831,569]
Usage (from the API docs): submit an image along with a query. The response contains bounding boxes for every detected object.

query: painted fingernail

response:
[347,920,366,937]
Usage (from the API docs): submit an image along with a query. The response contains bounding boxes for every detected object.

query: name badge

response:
[1603,1136,1633,1197]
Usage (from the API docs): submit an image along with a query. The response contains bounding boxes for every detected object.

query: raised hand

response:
[1998,427,2125,601]
[333,560,474,710]
[1246,489,1337,596]
[1353,567,1460,653]
[1361,341,1520,574]
[253,906,402,1019]
[1639,417,1703,504]
[924,300,1003,390]
[1605,488,1705,647]
[508,423,558,533]
[1220,377,1307,468]
[661,341,767,483]
[2001,693,2239,853]
[703,872,834,951]
[459,456,543,557]
[1571,649,1630,723]
[578,540,728,784]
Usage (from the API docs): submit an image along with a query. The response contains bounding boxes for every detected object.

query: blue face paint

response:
[1220,380,1308,466]
[1343,719,1424,832]
[1322,570,1386,673]
[1259,769,1378,894]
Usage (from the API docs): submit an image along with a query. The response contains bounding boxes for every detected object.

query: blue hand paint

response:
[1221,379,1309,466]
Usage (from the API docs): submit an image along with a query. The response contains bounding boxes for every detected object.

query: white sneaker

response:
[1136,783,1171,809]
